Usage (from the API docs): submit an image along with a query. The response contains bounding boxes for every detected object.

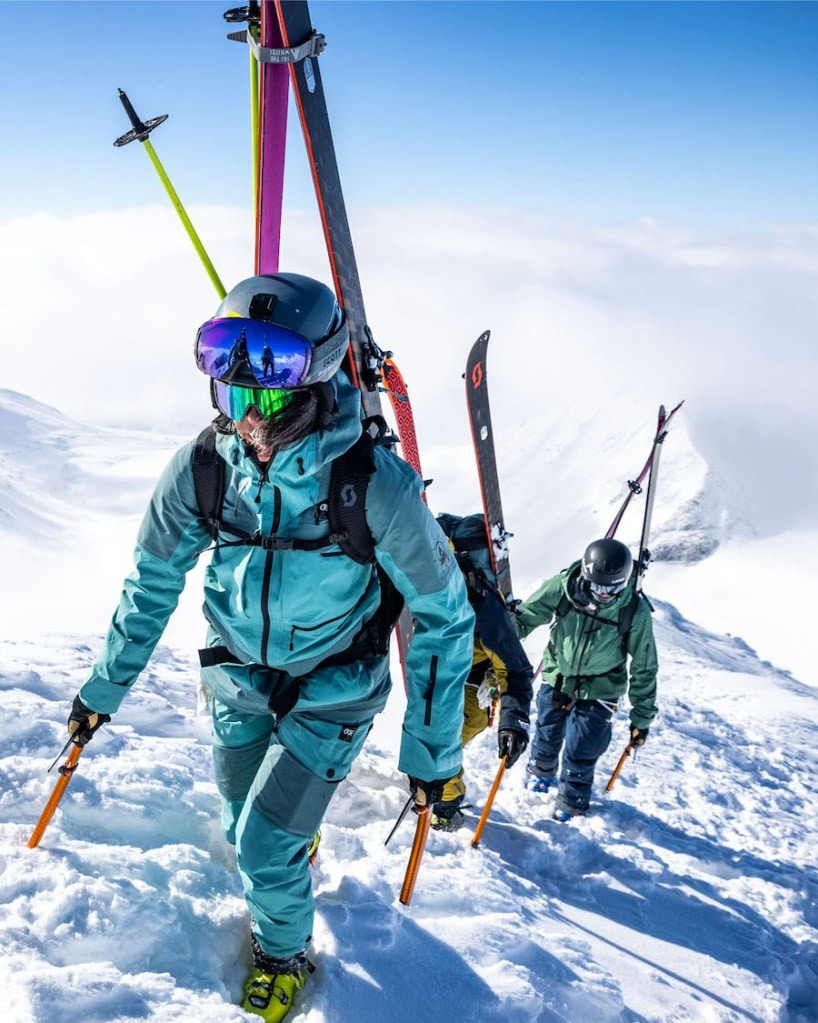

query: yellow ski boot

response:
[242,966,306,1022]
[307,829,321,867]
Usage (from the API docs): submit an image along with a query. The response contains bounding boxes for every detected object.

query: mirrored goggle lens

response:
[212,380,296,421]
[589,580,627,598]
[196,317,312,387]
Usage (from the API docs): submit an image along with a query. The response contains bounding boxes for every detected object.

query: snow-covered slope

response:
[1,389,816,1022]
[0,389,203,653]
[1,602,816,1023]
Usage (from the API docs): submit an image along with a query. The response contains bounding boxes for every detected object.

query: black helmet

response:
[195,272,349,390]
[580,539,633,602]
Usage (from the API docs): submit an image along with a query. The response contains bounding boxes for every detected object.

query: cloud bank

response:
[2,203,816,541]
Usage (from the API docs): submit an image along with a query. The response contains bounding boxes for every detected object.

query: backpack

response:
[191,423,403,659]
[435,512,498,600]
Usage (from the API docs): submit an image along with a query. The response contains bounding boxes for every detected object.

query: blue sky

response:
[0,0,816,226]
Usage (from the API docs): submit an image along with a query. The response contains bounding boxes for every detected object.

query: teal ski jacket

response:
[516,561,658,729]
[79,372,474,782]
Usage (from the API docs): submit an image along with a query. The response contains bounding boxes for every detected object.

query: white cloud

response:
[2,203,816,538]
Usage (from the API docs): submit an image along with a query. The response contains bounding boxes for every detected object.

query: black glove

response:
[497,728,528,768]
[67,695,111,747]
[630,723,649,747]
[408,776,447,807]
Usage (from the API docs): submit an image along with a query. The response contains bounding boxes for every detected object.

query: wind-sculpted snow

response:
[1,595,816,1022]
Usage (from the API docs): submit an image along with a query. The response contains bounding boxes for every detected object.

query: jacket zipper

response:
[571,614,597,694]
[260,484,281,662]
[423,656,439,726]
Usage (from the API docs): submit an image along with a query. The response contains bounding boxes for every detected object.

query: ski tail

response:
[224,1,289,275]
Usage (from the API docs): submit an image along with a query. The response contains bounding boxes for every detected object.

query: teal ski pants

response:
[208,653,392,958]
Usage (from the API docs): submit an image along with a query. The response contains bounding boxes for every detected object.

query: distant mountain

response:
[0,388,178,543]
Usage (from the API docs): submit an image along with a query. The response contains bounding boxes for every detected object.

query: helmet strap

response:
[315,379,339,427]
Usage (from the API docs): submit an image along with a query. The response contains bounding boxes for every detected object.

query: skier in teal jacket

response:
[66,273,474,1022]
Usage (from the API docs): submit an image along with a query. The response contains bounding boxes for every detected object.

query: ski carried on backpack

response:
[532,401,684,678]
[631,402,683,591]
[225,2,426,686]
[269,0,428,685]
[603,402,682,791]
[606,401,684,542]
[271,0,384,419]
[224,0,290,275]
[379,356,429,690]
[381,356,425,495]
[465,330,513,600]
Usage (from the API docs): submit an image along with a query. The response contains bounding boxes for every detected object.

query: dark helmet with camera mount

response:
[194,272,349,420]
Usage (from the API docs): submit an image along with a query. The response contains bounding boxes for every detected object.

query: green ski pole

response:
[225,2,262,209]
[114,89,226,299]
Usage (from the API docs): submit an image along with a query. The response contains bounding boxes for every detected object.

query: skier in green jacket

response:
[516,538,658,821]
[65,273,474,1022]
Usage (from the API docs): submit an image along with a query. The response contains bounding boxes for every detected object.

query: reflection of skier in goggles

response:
[261,342,275,378]
[67,271,474,1023]
[226,328,250,371]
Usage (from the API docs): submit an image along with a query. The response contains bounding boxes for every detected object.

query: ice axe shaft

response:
[470,755,507,848]
[605,743,633,793]
[399,804,431,906]
[28,744,82,849]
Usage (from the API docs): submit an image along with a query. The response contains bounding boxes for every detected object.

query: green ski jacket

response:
[517,560,658,728]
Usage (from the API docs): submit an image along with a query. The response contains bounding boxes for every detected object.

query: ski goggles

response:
[211,379,296,421]
[588,580,628,601]
[195,315,349,388]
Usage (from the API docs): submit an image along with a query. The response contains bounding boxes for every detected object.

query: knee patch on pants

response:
[252,744,341,838]
[213,734,271,802]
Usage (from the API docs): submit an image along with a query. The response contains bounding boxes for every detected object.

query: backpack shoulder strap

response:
[192,425,380,556]
[328,430,378,565]
[618,589,653,637]
[322,429,405,659]
[192,425,225,540]
[553,592,572,621]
